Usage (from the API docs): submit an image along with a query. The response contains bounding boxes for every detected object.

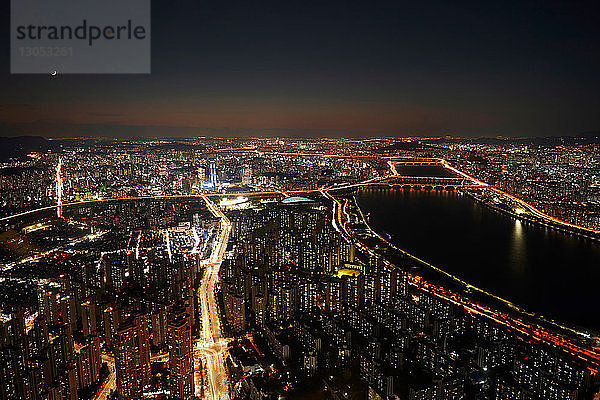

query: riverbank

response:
[463,187,600,242]
[347,190,598,348]
[439,160,600,241]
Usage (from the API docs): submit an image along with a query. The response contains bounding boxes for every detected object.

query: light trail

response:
[94,355,116,400]
[387,160,398,177]
[4,151,598,377]
[0,185,382,224]
[5,151,591,238]
[0,192,292,223]
[0,154,399,225]
[56,157,63,218]
[440,159,600,235]
[210,148,381,160]
[325,188,600,372]
[195,194,232,400]
[135,231,141,260]
[410,276,600,373]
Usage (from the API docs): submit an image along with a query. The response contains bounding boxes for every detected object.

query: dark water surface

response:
[356,187,600,331]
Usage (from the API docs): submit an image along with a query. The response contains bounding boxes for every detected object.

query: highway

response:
[56,157,63,218]
[439,158,600,235]
[94,354,116,400]
[0,150,400,224]
[326,188,600,373]
[196,194,232,400]
[5,150,598,240]
[5,152,600,383]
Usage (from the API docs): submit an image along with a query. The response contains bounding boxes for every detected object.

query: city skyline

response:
[0,137,600,399]
[1,1,600,399]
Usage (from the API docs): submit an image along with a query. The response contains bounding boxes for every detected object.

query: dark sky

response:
[1,0,600,137]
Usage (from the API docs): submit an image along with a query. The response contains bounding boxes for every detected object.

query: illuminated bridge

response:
[390,159,441,166]
[384,175,473,190]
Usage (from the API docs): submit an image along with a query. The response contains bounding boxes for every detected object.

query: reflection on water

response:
[356,187,600,331]
[509,220,526,275]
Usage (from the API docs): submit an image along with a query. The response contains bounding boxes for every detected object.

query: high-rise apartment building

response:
[115,313,151,400]
[167,302,194,399]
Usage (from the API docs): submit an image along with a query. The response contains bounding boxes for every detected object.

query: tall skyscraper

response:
[115,313,151,400]
[167,302,194,399]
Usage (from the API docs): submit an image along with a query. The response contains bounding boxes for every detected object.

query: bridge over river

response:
[381,175,479,191]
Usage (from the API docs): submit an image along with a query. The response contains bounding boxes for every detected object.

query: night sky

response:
[1,0,600,138]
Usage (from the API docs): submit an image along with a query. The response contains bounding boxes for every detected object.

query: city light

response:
[0,138,598,400]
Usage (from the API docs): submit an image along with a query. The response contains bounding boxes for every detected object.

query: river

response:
[356,187,600,332]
